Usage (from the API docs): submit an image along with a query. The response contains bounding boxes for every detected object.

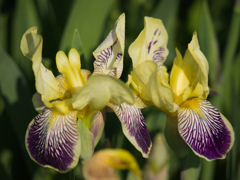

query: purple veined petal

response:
[107,102,152,158]
[178,99,234,161]
[26,108,81,172]
[93,13,125,78]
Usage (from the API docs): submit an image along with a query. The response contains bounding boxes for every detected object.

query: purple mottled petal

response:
[129,17,169,69]
[107,102,152,158]
[178,99,234,160]
[26,108,81,172]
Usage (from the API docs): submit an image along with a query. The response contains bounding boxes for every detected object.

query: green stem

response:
[200,160,215,180]
[69,168,75,180]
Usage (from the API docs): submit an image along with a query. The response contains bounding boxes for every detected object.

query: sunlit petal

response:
[25,108,81,172]
[107,102,152,158]
[93,13,125,78]
[20,27,62,104]
[72,75,134,112]
[178,99,234,160]
[132,92,152,109]
[56,49,84,94]
[170,33,209,102]
[129,17,168,68]
[131,60,178,113]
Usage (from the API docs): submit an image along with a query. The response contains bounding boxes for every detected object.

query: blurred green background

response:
[0,0,239,179]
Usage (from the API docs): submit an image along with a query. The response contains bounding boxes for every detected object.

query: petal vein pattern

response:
[93,13,125,78]
[129,17,168,68]
[26,108,81,172]
[94,40,123,77]
[108,102,151,158]
[178,99,233,160]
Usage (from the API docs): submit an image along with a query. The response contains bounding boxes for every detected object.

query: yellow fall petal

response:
[72,75,134,112]
[131,61,178,113]
[20,27,63,105]
[129,16,168,68]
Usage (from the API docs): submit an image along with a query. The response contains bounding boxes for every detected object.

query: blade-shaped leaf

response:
[11,0,41,82]
[198,0,220,90]
[60,0,113,69]
[0,48,37,174]
[72,29,84,55]
[0,14,7,50]
[180,150,201,180]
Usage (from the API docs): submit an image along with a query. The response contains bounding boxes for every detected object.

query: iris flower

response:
[21,14,151,173]
[92,14,151,159]
[128,17,234,160]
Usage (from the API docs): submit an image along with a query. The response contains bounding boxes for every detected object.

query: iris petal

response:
[20,27,63,104]
[72,75,134,112]
[107,102,152,158]
[170,33,209,103]
[129,17,168,68]
[178,99,234,160]
[131,60,178,113]
[56,49,84,94]
[90,110,106,147]
[93,13,125,78]
[25,108,81,172]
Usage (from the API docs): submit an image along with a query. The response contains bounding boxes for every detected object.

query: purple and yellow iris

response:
[21,14,152,172]
[128,17,234,160]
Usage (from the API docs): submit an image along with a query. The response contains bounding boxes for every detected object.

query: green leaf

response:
[11,0,41,83]
[180,151,201,180]
[60,0,113,69]
[198,0,220,90]
[77,119,94,160]
[0,95,4,117]
[72,29,84,55]
[71,29,88,69]
[0,14,8,50]
[214,0,240,112]
[0,48,37,174]
[69,168,75,180]
[232,52,240,94]
[151,0,180,67]
[200,160,215,180]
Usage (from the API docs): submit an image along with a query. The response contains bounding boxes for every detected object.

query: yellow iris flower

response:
[21,13,152,173]
[128,17,234,161]
[21,19,135,172]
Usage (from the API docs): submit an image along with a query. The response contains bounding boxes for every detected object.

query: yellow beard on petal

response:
[179,98,205,119]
